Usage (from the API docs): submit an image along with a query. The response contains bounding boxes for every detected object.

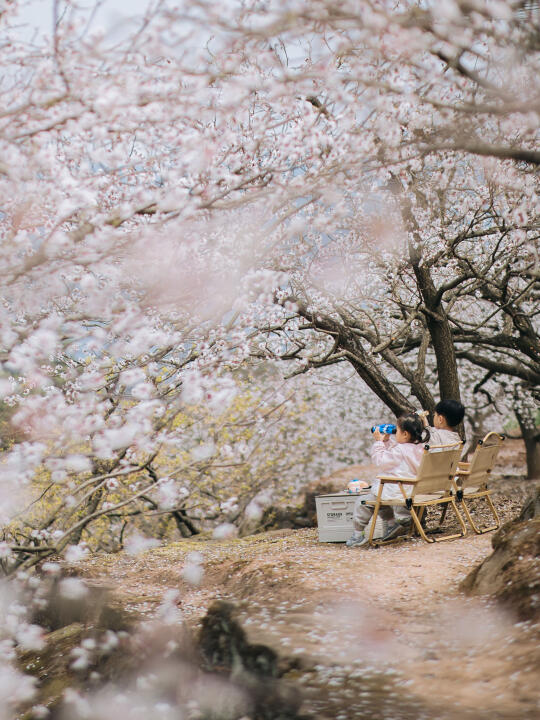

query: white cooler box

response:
[315,492,383,542]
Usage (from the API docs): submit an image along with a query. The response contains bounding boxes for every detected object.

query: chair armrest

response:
[481,431,504,444]
[424,442,463,450]
[379,476,417,485]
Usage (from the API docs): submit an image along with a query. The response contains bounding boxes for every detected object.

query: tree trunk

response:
[172,509,200,537]
[515,410,540,479]
[523,435,540,480]
[407,241,461,402]
[423,313,461,401]
[399,195,461,404]
[69,487,104,546]
[514,387,540,479]
[465,407,490,458]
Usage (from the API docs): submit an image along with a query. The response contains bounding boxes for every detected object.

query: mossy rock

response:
[198,601,302,719]
[462,493,540,620]
[18,622,85,713]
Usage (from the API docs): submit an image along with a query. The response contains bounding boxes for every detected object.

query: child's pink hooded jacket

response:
[370,439,425,500]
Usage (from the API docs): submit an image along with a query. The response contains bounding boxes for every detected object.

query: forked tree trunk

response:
[407,247,464,441]
[401,196,462,405]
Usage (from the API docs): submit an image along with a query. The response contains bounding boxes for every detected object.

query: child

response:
[419,399,464,446]
[381,399,465,541]
[346,414,430,548]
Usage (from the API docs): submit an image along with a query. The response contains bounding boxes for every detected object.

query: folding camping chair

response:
[365,442,466,545]
[452,431,504,534]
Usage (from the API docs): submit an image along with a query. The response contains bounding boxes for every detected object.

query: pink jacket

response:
[370,439,425,499]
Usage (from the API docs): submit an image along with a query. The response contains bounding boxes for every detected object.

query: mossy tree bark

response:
[514,402,540,480]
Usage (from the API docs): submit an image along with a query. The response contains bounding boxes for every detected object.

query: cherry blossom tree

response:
[1,0,539,581]
[203,0,539,466]
[1,0,540,715]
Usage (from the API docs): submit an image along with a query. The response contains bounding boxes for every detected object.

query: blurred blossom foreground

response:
[0,0,539,718]
[2,447,539,720]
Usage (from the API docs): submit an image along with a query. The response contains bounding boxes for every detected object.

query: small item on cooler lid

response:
[347,478,369,494]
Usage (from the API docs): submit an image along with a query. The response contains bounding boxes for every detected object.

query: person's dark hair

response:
[397,414,430,444]
[434,399,465,428]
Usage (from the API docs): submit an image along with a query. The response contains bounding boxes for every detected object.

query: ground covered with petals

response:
[73,463,539,720]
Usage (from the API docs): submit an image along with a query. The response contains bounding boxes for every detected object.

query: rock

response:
[16,575,138,717]
[238,507,288,536]
[199,601,304,719]
[18,623,86,715]
[241,502,308,536]
[301,481,342,527]
[199,601,279,679]
[302,463,376,526]
[517,487,540,521]
[461,489,540,620]
[33,577,132,632]
[239,464,375,535]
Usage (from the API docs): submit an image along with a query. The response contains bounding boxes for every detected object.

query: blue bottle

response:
[370,423,397,434]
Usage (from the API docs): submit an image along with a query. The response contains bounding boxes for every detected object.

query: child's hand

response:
[373,428,389,442]
[416,409,429,427]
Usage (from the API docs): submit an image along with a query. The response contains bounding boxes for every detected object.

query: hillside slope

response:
[74,520,538,719]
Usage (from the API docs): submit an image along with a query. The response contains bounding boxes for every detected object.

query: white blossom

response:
[58,578,88,601]
[212,523,238,540]
[124,533,160,556]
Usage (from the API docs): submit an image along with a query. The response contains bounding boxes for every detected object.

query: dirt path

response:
[79,523,540,720]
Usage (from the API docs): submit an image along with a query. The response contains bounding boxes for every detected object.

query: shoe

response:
[345,532,370,548]
[382,521,412,542]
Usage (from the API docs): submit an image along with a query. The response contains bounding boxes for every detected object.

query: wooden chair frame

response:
[365,443,467,546]
[452,431,504,534]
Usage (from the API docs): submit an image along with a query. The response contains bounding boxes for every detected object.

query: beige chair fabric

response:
[454,432,504,534]
[364,442,467,546]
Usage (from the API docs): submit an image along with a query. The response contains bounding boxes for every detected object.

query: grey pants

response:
[353,492,411,533]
